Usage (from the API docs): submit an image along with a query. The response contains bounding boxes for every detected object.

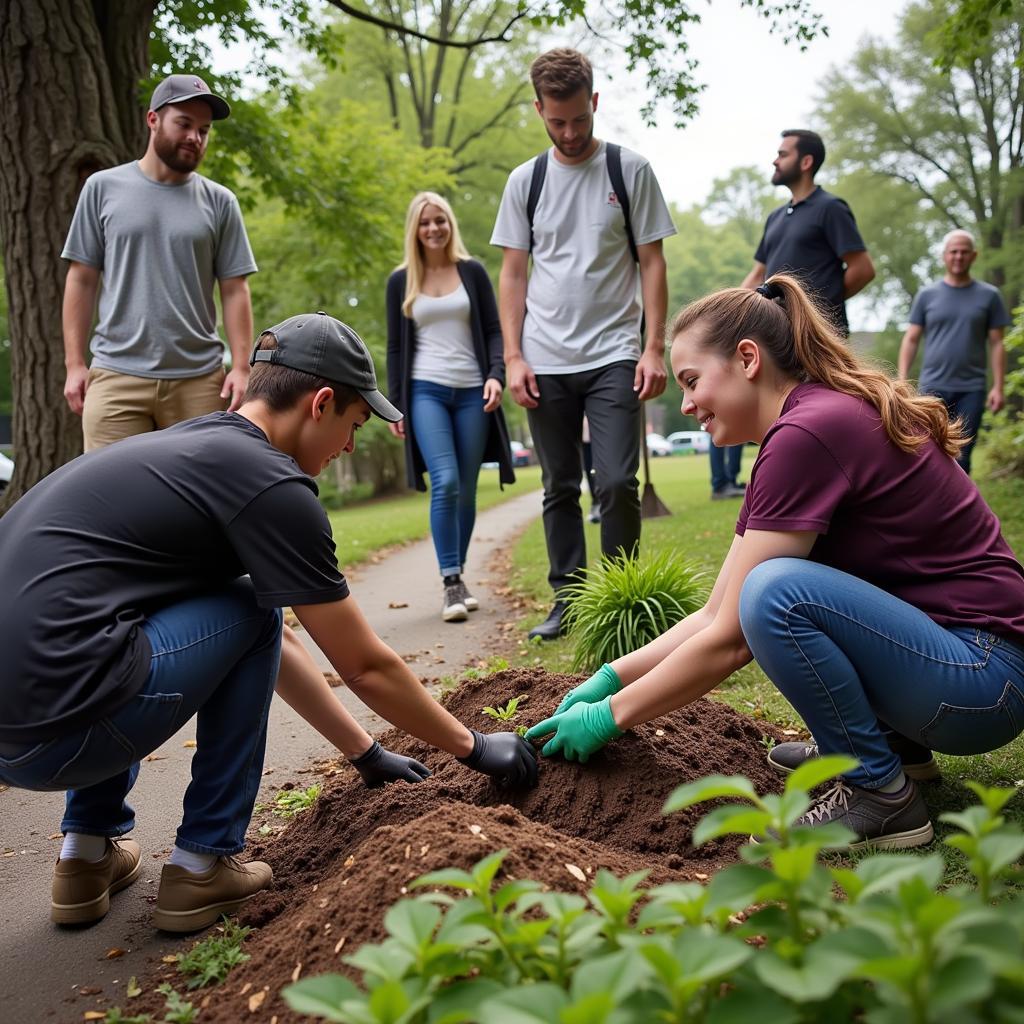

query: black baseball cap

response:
[149,74,231,121]
[251,312,402,423]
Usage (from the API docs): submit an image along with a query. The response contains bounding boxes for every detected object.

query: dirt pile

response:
[139,668,785,1023]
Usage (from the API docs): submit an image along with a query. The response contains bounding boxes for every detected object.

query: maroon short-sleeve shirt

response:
[736,382,1024,646]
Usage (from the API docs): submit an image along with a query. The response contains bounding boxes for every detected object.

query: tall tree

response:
[817,0,1024,306]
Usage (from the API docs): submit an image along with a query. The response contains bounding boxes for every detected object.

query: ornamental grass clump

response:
[561,550,708,671]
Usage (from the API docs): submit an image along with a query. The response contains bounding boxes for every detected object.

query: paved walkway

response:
[0,487,542,1023]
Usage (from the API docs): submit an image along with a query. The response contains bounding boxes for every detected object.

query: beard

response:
[771,162,801,187]
[547,123,594,159]
[153,128,204,174]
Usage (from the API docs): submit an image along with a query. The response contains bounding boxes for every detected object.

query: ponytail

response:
[670,275,966,458]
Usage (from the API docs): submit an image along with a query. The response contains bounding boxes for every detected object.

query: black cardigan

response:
[385,259,515,492]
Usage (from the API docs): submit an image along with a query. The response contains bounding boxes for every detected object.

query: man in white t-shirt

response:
[491,48,676,639]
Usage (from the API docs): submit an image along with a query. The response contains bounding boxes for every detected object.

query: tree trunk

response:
[0,0,152,512]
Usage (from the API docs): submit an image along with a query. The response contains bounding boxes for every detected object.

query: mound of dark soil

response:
[137,668,785,1023]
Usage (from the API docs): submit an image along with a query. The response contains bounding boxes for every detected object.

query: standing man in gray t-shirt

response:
[62,73,258,450]
[898,229,1011,475]
[491,48,676,640]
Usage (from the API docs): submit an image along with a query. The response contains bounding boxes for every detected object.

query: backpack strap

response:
[525,151,548,254]
[605,142,639,264]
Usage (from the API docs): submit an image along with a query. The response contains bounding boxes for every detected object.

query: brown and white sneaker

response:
[51,838,142,925]
[153,855,272,933]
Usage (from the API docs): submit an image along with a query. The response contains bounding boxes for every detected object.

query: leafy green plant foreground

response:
[283,760,1024,1024]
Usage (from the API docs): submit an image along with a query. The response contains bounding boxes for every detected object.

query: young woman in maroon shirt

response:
[528,274,1024,849]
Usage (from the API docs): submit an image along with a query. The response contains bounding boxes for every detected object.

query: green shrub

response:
[983,305,1024,480]
[283,760,1024,1024]
[561,549,708,671]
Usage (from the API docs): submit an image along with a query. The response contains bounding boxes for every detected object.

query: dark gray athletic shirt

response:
[909,280,1011,392]
[0,413,348,743]
[754,187,866,332]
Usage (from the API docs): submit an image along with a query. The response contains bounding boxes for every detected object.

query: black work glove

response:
[349,741,432,789]
[457,730,539,787]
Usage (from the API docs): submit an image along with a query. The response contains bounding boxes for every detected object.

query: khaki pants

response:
[82,366,227,451]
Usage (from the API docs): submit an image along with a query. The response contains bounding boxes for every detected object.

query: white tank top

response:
[410,283,483,388]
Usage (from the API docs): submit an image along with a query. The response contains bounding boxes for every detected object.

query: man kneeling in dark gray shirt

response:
[0,312,537,933]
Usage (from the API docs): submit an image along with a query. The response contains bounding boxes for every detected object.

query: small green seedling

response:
[481,694,528,723]
[759,734,777,750]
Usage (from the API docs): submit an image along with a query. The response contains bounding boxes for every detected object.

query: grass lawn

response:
[326,464,543,570]
[505,440,1024,868]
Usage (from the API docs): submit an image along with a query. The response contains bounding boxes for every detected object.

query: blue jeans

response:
[925,388,986,475]
[0,579,283,854]
[709,439,743,491]
[739,558,1024,789]
[410,380,489,577]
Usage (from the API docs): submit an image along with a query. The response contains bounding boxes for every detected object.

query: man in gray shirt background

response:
[491,48,675,641]
[898,229,1010,475]
[62,73,258,450]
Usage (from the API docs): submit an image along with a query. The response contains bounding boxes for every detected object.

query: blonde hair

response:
[669,275,966,458]
[399,192,470,317]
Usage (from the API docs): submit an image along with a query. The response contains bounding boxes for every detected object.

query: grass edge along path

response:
[504,445,1024,879]
[325,464,542,571]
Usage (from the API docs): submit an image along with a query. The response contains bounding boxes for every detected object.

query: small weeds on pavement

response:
[284,758,1024,1023]
[562,549,707,671]
[102,1010,152,1024]
[259,783,322,818]
[102,984,197,1024]
[176,918,253,989]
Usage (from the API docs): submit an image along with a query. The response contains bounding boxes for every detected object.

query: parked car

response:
[0,451,12,493]
[645,432,672,457]
[667,430,710,454]
[510,440,534,468]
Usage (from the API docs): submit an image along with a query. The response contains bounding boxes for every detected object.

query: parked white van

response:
[666,430,710,454]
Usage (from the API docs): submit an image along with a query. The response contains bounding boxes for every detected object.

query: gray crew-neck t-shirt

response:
[908,279,1011,392]
[61,162,258,379]
[490,141,676,374]
[0,412,348,744]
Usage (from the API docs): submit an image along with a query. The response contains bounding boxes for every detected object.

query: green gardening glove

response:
[555,663,623,715]
[525,695,624,763]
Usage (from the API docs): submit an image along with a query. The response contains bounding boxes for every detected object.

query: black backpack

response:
[525,142,639,263]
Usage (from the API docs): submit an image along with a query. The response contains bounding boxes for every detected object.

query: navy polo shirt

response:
[755,187,866,332]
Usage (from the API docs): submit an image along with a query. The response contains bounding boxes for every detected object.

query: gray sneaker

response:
[442,580,468,622]
[780,778,934,850]
[767,736,941,782]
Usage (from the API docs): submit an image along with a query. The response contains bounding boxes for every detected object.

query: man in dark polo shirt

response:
[742,130,875,333]
[706,130,878,502]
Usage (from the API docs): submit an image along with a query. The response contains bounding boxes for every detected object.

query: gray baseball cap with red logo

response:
[149,74,231,121]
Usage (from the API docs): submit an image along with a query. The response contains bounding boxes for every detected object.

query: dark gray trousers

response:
[526,360,641,594]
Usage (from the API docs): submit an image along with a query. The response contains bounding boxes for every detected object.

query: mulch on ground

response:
[134,667,785,1023]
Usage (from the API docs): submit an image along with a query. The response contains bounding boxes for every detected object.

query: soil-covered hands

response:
[555,663,623,715]
[526,696,624,763]
[458,730,538,787]
[349,741,432,789]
